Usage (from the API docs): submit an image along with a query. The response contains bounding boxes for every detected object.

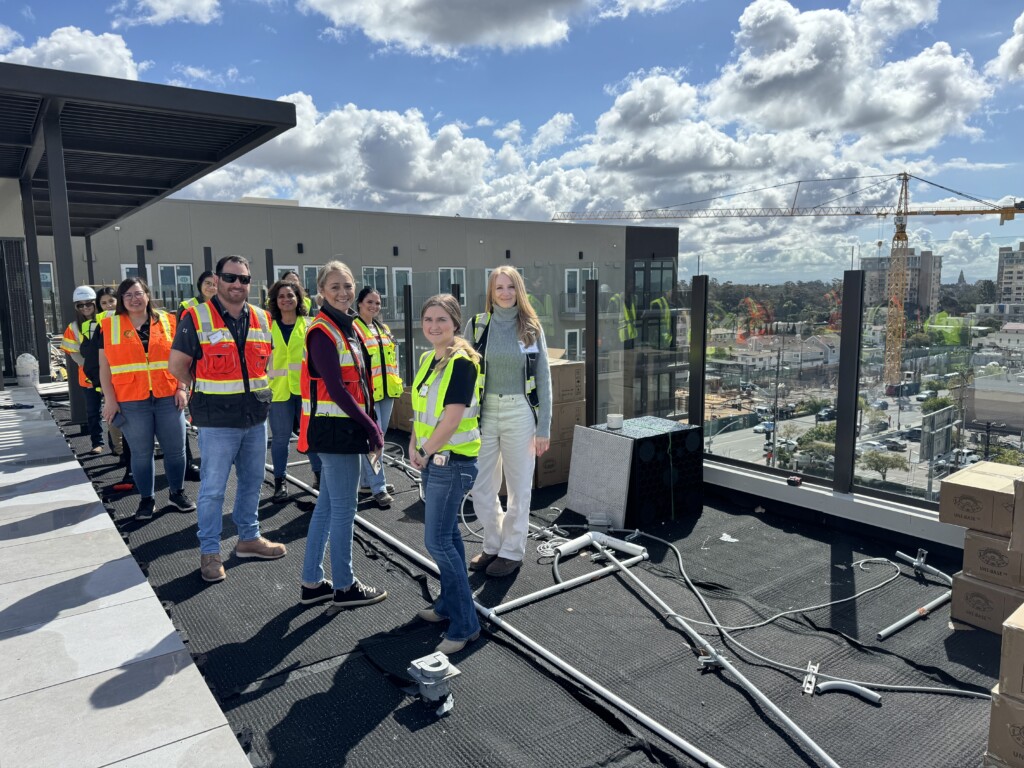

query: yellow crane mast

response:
[884,173,911,386]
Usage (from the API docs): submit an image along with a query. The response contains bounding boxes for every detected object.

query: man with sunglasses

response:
[170,255,286,583]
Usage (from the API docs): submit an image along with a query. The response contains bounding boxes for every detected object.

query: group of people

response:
[62,260,553,656]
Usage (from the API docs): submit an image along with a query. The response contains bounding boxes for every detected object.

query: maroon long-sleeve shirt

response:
[308,329,383,451]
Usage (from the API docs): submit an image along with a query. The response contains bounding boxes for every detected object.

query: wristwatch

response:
[418,447,428,460]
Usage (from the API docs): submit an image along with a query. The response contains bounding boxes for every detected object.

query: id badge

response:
[432,454,449,466]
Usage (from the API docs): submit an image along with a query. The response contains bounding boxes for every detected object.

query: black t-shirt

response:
[278,321,294,346]
[415,356,477,407]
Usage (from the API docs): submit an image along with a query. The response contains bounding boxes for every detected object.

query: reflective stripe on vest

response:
[189,301,272,395]
[470,312,539,415]
[353,316,403,401]
[609,294,637,342]
[411,349,481,457]
[300,316,368,420]
[62,321,92,388]
[270,315,308,401]
[103,311,177,402]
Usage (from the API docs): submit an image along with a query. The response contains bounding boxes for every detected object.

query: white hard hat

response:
[599,284,611,293]
[72,285,96,302]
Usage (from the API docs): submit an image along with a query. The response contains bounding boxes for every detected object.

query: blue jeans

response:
[423,459,480,642]
[196,423,266,555]
[119,396,186,498]
[269,395,321,478]
[81,386,104,448]
[302,452,359,588]
[359,396,394,492]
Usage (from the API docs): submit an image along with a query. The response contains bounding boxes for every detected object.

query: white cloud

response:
[528,112,574,158]
[168,62,252,88]
[112,0,221,29]
[599,0,686,20]
[21,7,35,23]
[494,120,523,143]
[298,0,582,56]
[0,26,140,79]
[476,117,495,127]
[704,0,990,154]
[985,11,1024,82]
[0,25,22,51]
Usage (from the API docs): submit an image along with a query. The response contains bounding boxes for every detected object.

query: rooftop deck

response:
[0,387,1000,768]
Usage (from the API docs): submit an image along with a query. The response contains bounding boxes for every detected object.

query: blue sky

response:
[1,0,1023,283]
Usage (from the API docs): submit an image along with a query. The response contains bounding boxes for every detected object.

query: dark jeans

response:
[82,386,103,448]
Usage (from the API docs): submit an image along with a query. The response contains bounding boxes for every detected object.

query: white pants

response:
[472,394,536,561]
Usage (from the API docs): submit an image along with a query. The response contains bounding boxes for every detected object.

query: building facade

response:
[860,248,942,319]
[997,242,1024,304]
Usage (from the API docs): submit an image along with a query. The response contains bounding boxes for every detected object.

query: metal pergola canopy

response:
[0,62,297,236]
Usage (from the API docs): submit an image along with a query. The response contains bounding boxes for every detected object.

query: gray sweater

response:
[474,304,552,439]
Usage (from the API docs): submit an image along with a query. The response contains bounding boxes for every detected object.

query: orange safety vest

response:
[61,321,93,389]
[353,316,404,401]
[298,313,371,453]
[101,311,178,402]
[187,301,272,396]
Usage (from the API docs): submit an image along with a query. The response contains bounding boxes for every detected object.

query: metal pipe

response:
[814,681,881,705]
[490,554,647,616]
[876,591,952,641]
[599,547,843,768]
[277,469,732,768]
[894,550,953,586]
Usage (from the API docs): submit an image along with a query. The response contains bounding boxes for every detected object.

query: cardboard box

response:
[940,464,1018,537]
[549,359,584,403]
[1014,479,1024,555]
[988,685,1024,768]
[951,573,1024,635]
[534,439,572,489]
[1001,605,1024,701]
[964,530,1024,589]
[550,400,585,442]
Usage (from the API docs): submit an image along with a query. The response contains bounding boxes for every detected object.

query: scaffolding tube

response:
[876,550,954,641]
[277,469,732,768]
[597,547,844,768]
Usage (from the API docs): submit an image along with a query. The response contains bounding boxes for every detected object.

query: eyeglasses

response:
[122,291,147,300]
[218,272,252,285]
[75,302,95,309]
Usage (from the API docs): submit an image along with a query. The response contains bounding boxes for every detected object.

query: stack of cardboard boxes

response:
[386,355,586,491]
[940,464,1024,767]
[943,463,1024,634]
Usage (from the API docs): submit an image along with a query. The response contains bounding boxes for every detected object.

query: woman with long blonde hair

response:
[409,294,484,654]
[465,266,552,578]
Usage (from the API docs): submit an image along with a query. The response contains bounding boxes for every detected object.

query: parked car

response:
[951,449,980,465]
[905,427,922,442]
[870,400,889,411]
[816,407,837,422]
[858,441,886,453]
[867,419,889,432]
[915,393,932,402]
[882,438,907,451]
[753,421,775,434]
[770,437,798,449]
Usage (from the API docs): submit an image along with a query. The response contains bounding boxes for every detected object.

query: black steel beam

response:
[19,177,50,381]
[136,244,147,284]
[688,275,708,428]
[585,278,598,426]
[61,136,219,164]
[17,96,52,180]
[85,235,95,285]
[833,270,865,493]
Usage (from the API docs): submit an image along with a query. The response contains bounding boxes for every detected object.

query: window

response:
[439,267,467,306]
[275,265,299,282]
[302,266,319,298]
[565,328,582,361]
[393,268,411,319]
[564,267,597,313]
[157,264,194,299]
[120,264,152,283]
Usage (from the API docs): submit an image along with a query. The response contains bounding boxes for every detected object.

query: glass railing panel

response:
[853,234,1024,501]
[703,256,846,480]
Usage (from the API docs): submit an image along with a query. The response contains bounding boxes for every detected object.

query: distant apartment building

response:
[997,242,1024,304]
[973,303,1024,324]
[980,322,1024,350]
[860,249,942,319]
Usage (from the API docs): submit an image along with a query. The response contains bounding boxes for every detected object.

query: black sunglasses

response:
[217,272,252,285]
[75,301,95,309]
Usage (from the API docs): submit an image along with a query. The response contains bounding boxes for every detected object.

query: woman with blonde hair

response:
[297,260,387,609]
[466,266,552,578]
[409,294,483,654]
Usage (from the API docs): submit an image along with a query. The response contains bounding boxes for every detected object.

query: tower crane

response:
[553,172,1022,388]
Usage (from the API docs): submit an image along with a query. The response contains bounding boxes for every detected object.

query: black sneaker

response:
[168,489,196,512]
[185,463,201,481]
[272,478,288,502]
[331,580,387,608]
[135,497,156,520]
[300,580,334,605]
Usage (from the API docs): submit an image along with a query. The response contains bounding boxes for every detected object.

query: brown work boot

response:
[235,536,287,560]
[200,554,225,583]
[485,556,522,578]
[468,551,497,572]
